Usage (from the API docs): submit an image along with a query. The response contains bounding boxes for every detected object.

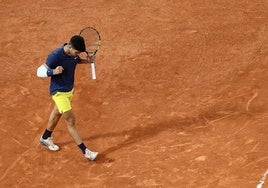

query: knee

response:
[66,116,75,125]
[62,110,75,125]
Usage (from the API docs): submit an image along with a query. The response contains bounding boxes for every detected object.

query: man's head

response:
[66,35,85,56]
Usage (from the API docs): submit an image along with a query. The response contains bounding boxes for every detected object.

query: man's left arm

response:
[78,56,95,64]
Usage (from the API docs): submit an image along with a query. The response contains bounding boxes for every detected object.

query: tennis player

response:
[36,35,98,161]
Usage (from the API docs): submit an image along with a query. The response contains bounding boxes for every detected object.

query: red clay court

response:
[0,0,267,187]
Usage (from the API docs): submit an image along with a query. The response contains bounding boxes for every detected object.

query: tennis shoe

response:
[40,136,59,151]
[84,148,98,161]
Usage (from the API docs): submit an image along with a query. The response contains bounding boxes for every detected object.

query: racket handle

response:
[91,62,96,80]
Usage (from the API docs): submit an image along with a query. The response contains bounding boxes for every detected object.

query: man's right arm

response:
[37,64,52,78]
[37,64,64,78]
[36,64,53,78]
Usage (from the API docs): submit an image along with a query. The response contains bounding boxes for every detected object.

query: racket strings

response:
[80,28,100,54]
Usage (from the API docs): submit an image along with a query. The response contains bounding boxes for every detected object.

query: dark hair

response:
[69,35,86,52]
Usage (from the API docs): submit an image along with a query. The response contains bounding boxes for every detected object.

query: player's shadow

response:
[91,116,205,163]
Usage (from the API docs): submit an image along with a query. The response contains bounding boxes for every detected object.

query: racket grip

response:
[91,62,96,80]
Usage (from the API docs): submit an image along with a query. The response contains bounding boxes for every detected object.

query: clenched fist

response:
[54,66,64,75]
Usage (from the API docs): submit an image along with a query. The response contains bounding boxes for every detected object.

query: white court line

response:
[257,169,268,188]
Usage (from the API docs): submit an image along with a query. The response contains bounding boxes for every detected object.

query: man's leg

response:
[62,109,82,145]
[41,105,61,139]
[62,109,98,161]
[40,105,61,151]
[47,105,62,131]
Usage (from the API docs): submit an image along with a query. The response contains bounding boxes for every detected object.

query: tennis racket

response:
[79,26,101,80]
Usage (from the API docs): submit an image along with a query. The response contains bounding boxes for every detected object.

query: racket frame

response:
[79,26,101,80]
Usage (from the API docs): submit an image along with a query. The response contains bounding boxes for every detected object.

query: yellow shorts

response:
[52,90,74,114]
